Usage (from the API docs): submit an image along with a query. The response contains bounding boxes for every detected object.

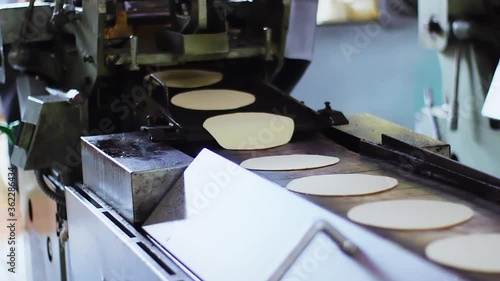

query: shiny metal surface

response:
[65,185,193,281]
[144,149,465,281]
[81,132,192,223]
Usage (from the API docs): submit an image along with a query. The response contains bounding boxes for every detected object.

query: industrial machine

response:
[415,0,500,177]
[1,0,500,281]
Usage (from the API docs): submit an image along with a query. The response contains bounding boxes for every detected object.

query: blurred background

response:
[293,0,440,129]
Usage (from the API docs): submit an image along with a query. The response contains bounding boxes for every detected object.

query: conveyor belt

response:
[213,133,500,281]
[154,69,329,141]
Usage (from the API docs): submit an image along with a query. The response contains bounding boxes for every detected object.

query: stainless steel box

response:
[81,132,192,223]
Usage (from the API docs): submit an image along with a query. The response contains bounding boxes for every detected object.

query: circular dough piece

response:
[171,89,255,111]
[146,69,223,88]
[203,112,294,150]
[286,174,397,196]
[347,200,473,230]
[425,234,500,273]
[241,154,339,171]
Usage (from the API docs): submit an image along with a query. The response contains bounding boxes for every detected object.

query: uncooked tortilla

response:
[171,89,255,110]
[203,112,294,150]
[425,234,500,273]
[286,174,396,196]
[146,69,223,88]
[347,200,473,230]
[240,154,339,171]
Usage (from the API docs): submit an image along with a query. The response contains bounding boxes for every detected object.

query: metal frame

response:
[65,184,197,281]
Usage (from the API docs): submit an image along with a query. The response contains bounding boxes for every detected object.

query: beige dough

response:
[241,154,339,171]
[203,112,294,150]
[425,234,500,273]
[146,69,223,88]
[286,174,397,196]
[171,89,255,111]
[348,200,473,230]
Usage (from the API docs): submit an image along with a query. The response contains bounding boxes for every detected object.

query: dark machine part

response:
[318,101,349,126]
[143,67,331,142]
[10,95,83,180]
[3,0,320,172]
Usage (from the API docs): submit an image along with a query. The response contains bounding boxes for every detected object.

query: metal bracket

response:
[318,102,349,126]
[270,220,359,281]
[140,124,184,142]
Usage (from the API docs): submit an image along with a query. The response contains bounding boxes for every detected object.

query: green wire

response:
[0,121,20,144]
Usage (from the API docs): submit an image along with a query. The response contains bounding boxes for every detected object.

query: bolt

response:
[83,55,94,63]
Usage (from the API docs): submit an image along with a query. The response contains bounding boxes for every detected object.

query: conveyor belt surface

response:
[214,133,500,281]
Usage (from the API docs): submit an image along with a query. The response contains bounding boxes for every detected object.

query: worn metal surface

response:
[81,132,192,223]
[214,133,500,281]
[11,95,82,172]
[334,113,451,157]
[65,185,192,281]
[144,149,465,281]
[0,3,53,45]
[145,176,186,226]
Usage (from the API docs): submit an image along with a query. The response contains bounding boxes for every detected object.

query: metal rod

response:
[448,44,462,131]
[148,74,170,113]
[130,36,140,71]
[269,220,359,281]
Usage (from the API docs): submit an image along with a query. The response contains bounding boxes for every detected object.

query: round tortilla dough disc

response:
[286,174,397,196]
[203,112,294,150]
[347,200,473,230]
[146,69,223,88]
[425,234,500,273]
[171,89,255,111]
[241,154,339,171]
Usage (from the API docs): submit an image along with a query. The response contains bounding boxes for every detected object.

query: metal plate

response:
[65,185,189,281]
[144,149,464,281]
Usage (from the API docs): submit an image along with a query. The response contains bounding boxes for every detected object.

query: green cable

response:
[0,121,20,144]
